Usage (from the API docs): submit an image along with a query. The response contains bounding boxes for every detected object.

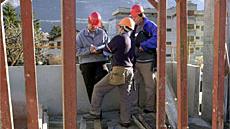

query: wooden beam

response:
[61,0,77,128]
[148,0,159,11]
[20,0,39,129]
[212,0,227,129]
[0,5,14,129]
[156,0,166,129]
[176,0,188,129]
[0,0,6,3]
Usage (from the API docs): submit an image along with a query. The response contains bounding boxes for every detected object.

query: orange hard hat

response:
[130,4,144,18]
[88,11,102,27]
[118,17,135,30]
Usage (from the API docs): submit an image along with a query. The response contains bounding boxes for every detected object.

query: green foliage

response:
[3,3,19,28]
[3,3,47,66]
[49,25,61,40]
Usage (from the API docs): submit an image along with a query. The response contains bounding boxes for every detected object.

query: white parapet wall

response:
[9,65,120,119]
[8,63,201,120]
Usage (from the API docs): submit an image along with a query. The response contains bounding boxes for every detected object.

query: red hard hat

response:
[88,11,102,27]
[130,4,144,18]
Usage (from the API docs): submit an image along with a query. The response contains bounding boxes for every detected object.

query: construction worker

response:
[83,17,135,128]
[130,4,158,113]
[76,11,109,102]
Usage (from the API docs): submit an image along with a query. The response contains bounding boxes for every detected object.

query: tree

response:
[3,3,47,66]
[49,25,61,40]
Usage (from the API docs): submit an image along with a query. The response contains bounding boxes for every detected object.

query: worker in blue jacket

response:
[130,4,157,113]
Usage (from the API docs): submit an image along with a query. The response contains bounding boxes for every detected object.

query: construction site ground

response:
[48,110,229,129]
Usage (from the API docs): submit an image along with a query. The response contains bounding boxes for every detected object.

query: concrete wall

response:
[8,63,201,120]
[202,0,214,122]
[166,62,201,117]
[226,0,230,123]
[9,65,120,119]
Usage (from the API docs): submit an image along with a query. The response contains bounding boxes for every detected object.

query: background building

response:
[108,1,204,65]
[166,1,204,64]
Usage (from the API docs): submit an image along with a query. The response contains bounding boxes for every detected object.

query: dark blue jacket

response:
[104,33,135,67]
[140,17,158,51]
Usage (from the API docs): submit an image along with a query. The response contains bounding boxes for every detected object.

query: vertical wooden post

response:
[0,3,14,129]
[176,0,188,129]
[156,0,166,129]
[212,0,227,129]
[61,0,77,128]
[20,0,39,129]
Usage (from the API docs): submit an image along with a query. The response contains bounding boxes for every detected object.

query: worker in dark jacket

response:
[130,4,158,113]
[76,11,109,102]
[83,17,135,128]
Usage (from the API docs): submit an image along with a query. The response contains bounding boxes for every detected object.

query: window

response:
[57,41,61,48]
[172,14,176,18]
[188,10,195,16]
[196,36,200,40]
[196,25,200,29]
[166,54,171,57]
[196,47,200,50]
[190,48,194,53]
[201,26,204,31]
[188,24,194,30]
[167,16,171,19]
[188,36,194,42]
[49,43,55,49]
[167,28,172,32]
[166,42,172,45]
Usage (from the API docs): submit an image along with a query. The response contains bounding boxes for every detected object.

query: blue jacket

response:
[140,17,158,51]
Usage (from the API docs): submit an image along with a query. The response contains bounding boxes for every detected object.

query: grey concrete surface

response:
[8,65,120,118]
[202,0,214,122]
[224,76,230,122]
[166,62,201,117]
[165,75,177,129]
[226,0,230,123]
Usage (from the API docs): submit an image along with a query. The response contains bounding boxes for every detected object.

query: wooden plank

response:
[132,115,147,129]
[147,0,159,11]
[176,0,188,128]
[137,114,152,129]
[212,0,227,129]
[0,4,14,129]
[156,0,167,129]
[20,0,39,129]
[61,0,77,129]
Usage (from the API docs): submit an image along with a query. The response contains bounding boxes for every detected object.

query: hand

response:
[139,46,144,52]
[90,44,97,53]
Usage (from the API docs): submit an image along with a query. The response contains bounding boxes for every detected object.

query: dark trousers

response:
[80,61,108,102]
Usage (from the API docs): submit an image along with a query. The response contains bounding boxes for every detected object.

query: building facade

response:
[109,1,204,64]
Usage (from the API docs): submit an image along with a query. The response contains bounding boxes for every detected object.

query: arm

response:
[140,22,158,51]
[76,33,91,56]
[103,36,119,54]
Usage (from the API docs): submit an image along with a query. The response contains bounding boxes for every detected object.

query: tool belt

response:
[109,66,126,86]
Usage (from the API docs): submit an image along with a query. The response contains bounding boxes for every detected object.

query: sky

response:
[7,0,204,10]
